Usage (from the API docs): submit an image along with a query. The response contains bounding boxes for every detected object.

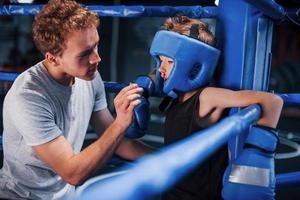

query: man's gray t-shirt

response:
[0,61,107,199]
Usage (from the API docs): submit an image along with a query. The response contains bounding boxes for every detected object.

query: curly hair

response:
[32,0,99,56]
[162,15,216,47]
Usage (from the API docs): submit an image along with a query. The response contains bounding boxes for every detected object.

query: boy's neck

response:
[179,90,198,102]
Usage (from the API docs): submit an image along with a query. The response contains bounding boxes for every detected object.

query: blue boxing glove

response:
[125,76,155,138]
[222,125,278,200]
[135,75,155,98]
[125,96,150,138]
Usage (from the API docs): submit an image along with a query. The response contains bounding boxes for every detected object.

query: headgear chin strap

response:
[150,30,221,98]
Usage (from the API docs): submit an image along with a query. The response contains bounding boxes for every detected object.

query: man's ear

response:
[45,52,60,66]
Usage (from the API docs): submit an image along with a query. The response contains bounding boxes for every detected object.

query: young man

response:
[0,0,152,199]
[150,16,283,200]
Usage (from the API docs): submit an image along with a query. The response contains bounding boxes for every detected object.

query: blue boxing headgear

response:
[150,30,220,98]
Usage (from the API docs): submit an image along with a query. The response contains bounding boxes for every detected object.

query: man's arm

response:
[32,84,144,186]
[90,108,153,161]
[199,87,283,128]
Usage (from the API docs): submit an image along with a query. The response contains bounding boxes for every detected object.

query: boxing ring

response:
[1,0,300,199]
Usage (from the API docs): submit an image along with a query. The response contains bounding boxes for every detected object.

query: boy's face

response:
[158,55,174,81]
[55,26,101,81]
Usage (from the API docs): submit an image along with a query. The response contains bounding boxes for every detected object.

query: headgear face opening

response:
[150,30,221,98]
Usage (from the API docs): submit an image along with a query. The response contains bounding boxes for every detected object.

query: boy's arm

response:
[199,87,283,128]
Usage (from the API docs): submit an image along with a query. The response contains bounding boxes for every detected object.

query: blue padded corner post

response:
[243,0,285,20]
[217,0,274,159]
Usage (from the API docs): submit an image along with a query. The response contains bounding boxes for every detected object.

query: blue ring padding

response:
[0,5,218,18]
[75,105,261,200]
[276,93,300,107]
[243,0,285,20]
[276,171,300,187]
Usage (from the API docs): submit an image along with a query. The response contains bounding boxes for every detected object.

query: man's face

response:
[158,55,174,81]
[57,26,101,81]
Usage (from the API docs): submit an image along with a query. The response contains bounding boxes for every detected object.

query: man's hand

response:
[113,83,144,131]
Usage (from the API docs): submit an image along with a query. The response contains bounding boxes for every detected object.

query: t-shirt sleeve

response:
[10,89,62,146]
[93,72,108,112]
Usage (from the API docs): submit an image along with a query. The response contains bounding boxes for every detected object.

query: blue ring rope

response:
[0,72,128,92]
[0,5,218,18]
[0,72,19,81]
[75,105,261,200]
[276,171,300,187]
